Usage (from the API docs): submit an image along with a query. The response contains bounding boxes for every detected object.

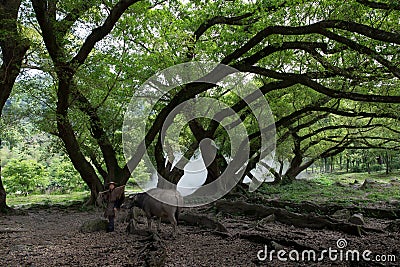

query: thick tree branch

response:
[239,41,328,66]
[356,0,400,10]
[237,65,400,103]
[56,1,95,37]
[31,0,65,64]
[72,89,122,180]
[319,29,400,78]
[300,124,385,141]
[87,149,108,180]
[192,1,293,43]
[221,20,400,65]
[193,13,255,42]
[70,0,141,67]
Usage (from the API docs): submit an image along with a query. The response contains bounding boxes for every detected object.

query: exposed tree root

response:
[0,228,27,233]
[179,212,228,232]
[136,232,167,267]
[248,197,400,219]
[386,219,400,232]
[235,232,317,252]
[216,200,383,236]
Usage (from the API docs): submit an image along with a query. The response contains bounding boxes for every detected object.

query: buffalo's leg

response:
[157,217,161,232]
[167,213,177,235]
[146,216,152,231]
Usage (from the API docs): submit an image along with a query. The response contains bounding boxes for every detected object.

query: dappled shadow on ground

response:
[0,204,399,266]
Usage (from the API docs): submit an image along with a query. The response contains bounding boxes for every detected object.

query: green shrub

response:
[350,165,363,173]
[370,164,383,172]
[390,162,400,170]
[3,158,49,194]
[47,159,87,192]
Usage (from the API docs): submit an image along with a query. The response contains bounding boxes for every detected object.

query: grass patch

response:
[5,173,399,208]
[7,191,89,207]
[259,171,400,206]
[6,186,143,207]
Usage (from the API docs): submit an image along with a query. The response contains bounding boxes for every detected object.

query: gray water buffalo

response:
[127,188,183,233]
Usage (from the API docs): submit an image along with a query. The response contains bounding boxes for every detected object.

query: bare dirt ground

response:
[0,205,399,267]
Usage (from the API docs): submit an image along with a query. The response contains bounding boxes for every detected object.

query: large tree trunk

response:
[283,159,314,183]
[384,151,391,175]
[0,162,9,213]
[72,90,125,185]
[0,0,30,110]
[0,0,30,213]
[283,153,303,183]
[57,125,104,205]
[282,133,303,183]
[31,0,141,204]
[56,77,104,205]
